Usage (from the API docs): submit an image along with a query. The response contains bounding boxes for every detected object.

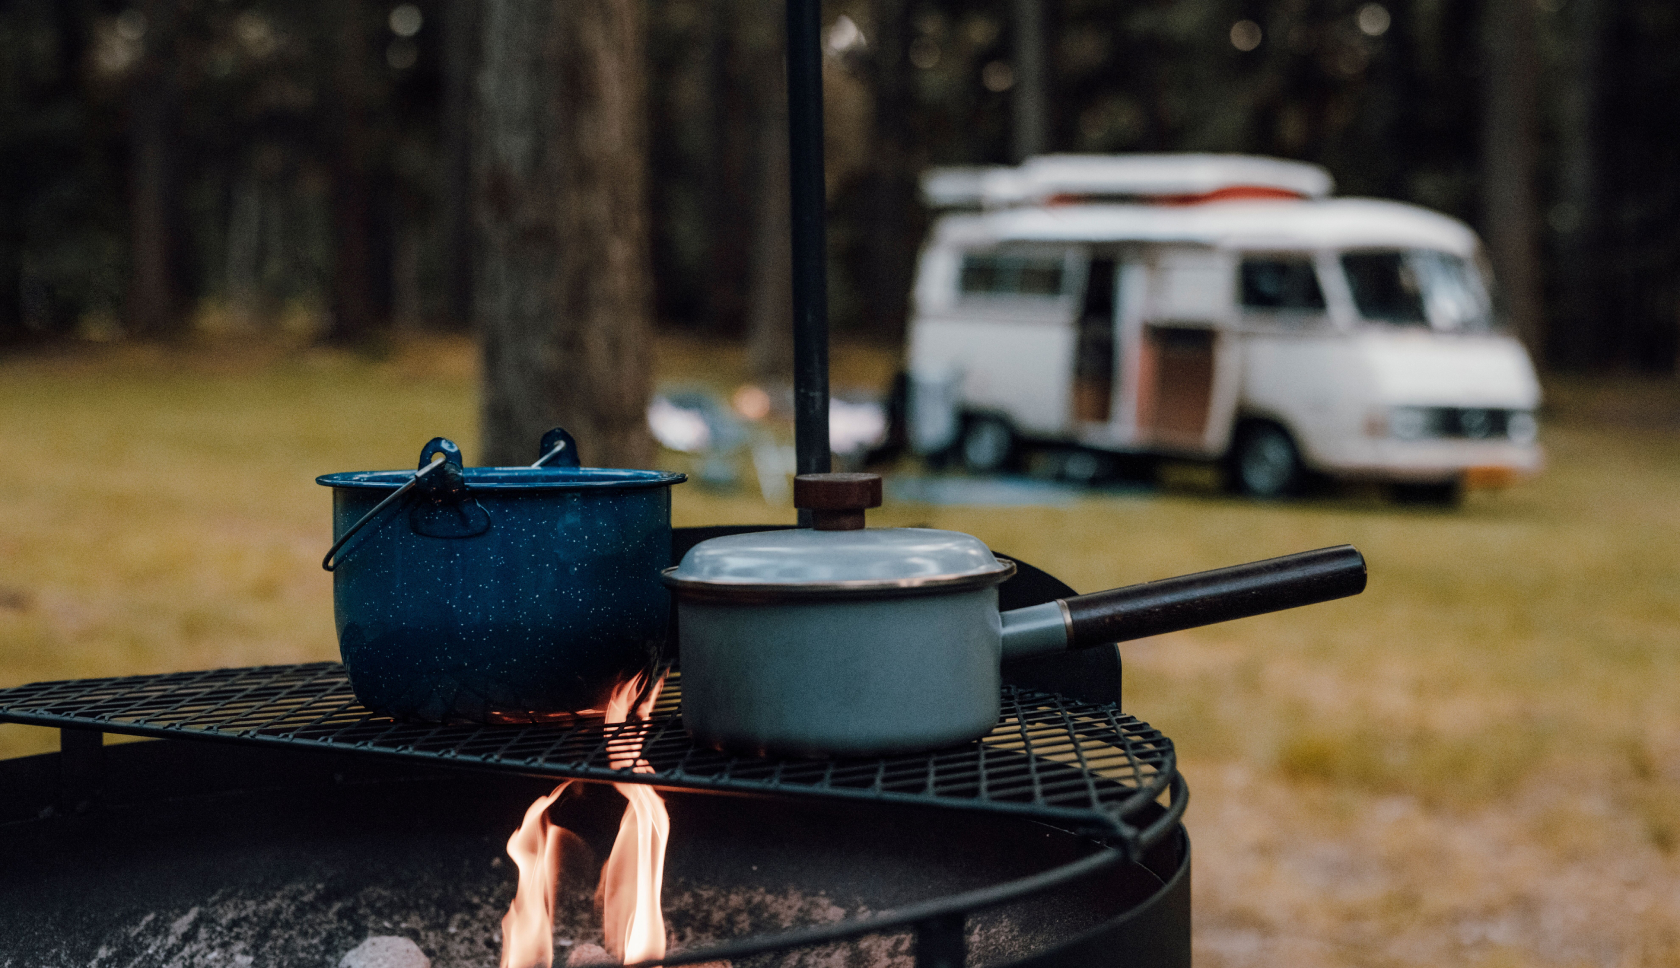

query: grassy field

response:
[1,335,1677,967]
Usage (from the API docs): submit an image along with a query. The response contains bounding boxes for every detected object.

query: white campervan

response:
[906,154,1542,502]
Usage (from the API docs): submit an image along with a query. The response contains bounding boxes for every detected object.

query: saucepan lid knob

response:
[794,473,883,531]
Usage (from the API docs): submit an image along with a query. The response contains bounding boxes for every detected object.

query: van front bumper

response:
[1312,438,1544,487]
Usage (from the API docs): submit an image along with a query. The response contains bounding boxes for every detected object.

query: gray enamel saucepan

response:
[664,473,1367,757]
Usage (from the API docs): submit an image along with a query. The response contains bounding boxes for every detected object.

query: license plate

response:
[1464,465,1517,489]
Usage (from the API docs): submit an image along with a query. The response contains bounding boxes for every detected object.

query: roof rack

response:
[923,154,1334,210]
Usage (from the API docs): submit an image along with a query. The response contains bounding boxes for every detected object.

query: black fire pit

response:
[0,737,1187,967]
[0,530,1190,968]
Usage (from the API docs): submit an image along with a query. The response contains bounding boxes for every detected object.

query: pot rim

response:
[661,558,1017,603]
[316,467,686,492]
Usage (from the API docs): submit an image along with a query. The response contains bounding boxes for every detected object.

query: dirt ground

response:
[1,334,1676,967]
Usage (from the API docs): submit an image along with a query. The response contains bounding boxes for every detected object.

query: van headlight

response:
[1389,406,1434,440]
[1506,411,1538,445]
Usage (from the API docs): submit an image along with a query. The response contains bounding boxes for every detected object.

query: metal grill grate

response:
[0,663,1180,850]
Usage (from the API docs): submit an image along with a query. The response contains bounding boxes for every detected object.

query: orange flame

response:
[600,672,669,964]
[500,780,573,968]
[497,673,668,968]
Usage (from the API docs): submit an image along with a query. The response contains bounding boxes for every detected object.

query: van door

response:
[1235,251,1344,470]
[1072,256,1117,425]
[1132,246,1239,456]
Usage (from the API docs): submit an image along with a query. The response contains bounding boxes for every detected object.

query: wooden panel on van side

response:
[1137,326,1217,447]
[1129,246,1236,456]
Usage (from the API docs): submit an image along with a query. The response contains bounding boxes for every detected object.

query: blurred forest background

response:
[1,0,1677,374]
[5,6,1680,963]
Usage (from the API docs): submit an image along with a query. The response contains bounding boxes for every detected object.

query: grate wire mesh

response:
[0,662,1177,846]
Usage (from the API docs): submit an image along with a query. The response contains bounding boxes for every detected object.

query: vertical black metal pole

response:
[786,0,832,504]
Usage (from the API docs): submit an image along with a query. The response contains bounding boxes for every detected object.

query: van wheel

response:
[960,416,1016,473]
[1230,422,1302,498]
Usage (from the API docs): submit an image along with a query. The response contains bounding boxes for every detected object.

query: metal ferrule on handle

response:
[1000,545,1367,661]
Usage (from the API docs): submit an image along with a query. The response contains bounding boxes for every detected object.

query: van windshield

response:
[1340,250,1496,332]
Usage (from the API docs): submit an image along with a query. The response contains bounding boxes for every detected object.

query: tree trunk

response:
[223,174,263,328]
[326,0,387,344]
[859,0,919,344]
[744,0,792,384]
[125,0,183,338]
[1548,0,1606,369]
[746,69,793,385]
[1010,0,1049,161]
[1479,0,1544,357]
[475,0,655,470]
[698,0,754,339]
[440,0,478,330]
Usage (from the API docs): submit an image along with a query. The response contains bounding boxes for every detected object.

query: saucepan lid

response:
[662,473,1014,600]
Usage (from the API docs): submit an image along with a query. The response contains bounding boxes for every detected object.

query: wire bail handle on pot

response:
[322,429,580,571]
[533,427,581,469]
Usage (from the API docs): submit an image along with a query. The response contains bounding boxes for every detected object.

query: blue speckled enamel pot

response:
[317,436,685,723]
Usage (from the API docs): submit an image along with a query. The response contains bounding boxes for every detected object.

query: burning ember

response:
[500,673,669,968]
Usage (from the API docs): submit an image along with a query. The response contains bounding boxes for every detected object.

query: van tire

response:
[960,415,1017,473]
[1229,421,1303,498]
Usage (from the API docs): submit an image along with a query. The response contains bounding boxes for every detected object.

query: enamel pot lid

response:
[662,474,1016,601]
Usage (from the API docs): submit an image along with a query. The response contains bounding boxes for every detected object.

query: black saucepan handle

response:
[1061,544,1367,649]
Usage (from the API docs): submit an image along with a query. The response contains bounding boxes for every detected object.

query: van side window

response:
[1239,257,1325,311]
[959,254,1066,297]
[1341,251,1427,325]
